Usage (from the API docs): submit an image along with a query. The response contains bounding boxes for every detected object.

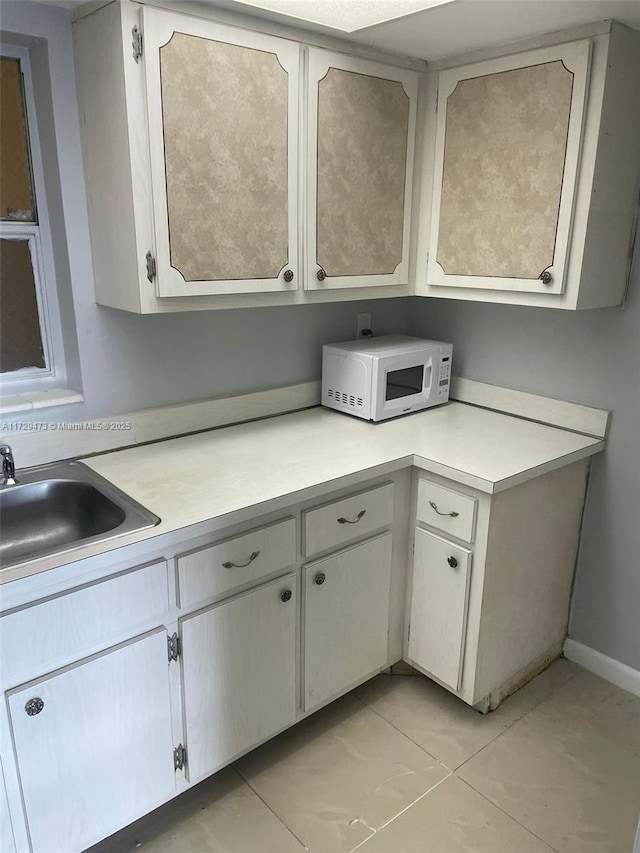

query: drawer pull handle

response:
[337,510,366,525]
[223,550,260,569]
[280,589,292,602]
[314,572,326,585]
[447,556,458,568]
[429,500,459,518]
[25,697,44,716]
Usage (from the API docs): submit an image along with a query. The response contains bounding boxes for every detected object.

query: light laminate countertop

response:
[1,403,603,584]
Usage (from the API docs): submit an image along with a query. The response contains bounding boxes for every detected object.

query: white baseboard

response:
[564,639,640,697]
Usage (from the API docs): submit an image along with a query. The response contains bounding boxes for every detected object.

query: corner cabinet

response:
[417,22,640,309]
[429,41,590,296]
[405,462,590,709]
[306,50,418,290]
[73,1,419,312]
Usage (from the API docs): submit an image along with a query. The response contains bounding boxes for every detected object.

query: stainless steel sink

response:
[0,461,160,568]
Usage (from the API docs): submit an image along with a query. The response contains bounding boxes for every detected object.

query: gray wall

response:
[407,236,640,672]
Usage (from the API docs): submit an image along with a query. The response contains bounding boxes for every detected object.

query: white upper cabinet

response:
[73,1,419,313]
[306,50,418,290]
[142,8,300,297]
[416,22,640,309]
[429,42,590,295]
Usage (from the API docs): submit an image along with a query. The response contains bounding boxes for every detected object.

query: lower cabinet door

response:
[8,629,176,853]
[408,528,472,690]
[304,532,392,711]
[181,573,297,782]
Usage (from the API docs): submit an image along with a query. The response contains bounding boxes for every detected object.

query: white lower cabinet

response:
[7,629,175,853]
[181,573,298,782]
[303,532,393,711]
[406,462,588,707]
[408,529,472,690]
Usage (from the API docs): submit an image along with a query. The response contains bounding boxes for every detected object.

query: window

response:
[0,44,67,395]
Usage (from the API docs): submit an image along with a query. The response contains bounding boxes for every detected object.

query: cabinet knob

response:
[539,270,552,285]
[314,571,326,585]
[283,269,294,283]
[25,697,44,716]
[280,589,292,602]
[316,267,327,281]
[447,556,458,568]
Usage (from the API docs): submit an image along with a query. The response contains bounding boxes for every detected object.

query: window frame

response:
[0,43,67,394]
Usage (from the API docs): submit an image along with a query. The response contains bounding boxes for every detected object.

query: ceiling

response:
[25,0,640,61]
[218,0,640,60]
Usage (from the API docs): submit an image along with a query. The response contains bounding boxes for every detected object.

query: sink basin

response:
[0,461,160,568]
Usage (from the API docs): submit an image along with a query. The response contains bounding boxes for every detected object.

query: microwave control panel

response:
[437,356,451,402]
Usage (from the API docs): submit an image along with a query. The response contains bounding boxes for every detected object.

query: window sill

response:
[0,388,84,415]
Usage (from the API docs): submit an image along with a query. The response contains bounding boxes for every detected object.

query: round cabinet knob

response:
[280,589,292,602]
[283,269,294,283]
[316,268,327,281]
[539,270,552,285]
[314,571,326,585]
[447,556,458,568]
[25,697,44,716]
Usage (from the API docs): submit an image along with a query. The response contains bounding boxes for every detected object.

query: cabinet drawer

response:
[416,479,477,543]
[303,483,395,558]
[177,518,296,609]
[0,561,169,685]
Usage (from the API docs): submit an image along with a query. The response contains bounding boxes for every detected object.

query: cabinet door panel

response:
[181,573,297,782]
[428,40,591,294]
[8,630,175,853]
[143,8,299,297]
[408,529,471,690]
[306,50,418,290]
[304,533,392,710]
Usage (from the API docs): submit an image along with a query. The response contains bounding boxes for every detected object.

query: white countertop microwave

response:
[322,335,453,422]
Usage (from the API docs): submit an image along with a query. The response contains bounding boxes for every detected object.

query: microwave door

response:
[375,355,435,419]
[385,364,431,402]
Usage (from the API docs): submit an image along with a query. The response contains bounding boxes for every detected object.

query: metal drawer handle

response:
[429,500,459,518]
[223,550,260,569]
[314,572,326,585]
[447,556,458,568]
[280,589,292,602]
[337,510,366,525]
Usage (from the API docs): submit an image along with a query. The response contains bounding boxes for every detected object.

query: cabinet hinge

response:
[167,632,181,662]
[407,624,411,643]
[132,26,143,63]
[173,744,186,772]
[146,251,156,282]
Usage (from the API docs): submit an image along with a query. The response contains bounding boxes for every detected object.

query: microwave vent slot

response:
[326,388,363,409]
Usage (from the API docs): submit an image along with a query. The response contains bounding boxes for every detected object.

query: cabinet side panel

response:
[474,460,588,701]
[72,2,142,312]
[577,24,640,309]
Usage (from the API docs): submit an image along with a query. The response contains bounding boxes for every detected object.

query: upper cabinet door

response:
[142,9,300,297]
[428,41,591,295]
[306,49,418,290]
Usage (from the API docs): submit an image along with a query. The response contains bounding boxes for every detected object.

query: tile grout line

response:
[346,771,454,853]
[454,665,582,775]
[232,764,311,852]
[455,776,562,853]
[351,694,452,770]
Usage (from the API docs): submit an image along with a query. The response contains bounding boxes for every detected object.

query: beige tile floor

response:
[90,660,640,853]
